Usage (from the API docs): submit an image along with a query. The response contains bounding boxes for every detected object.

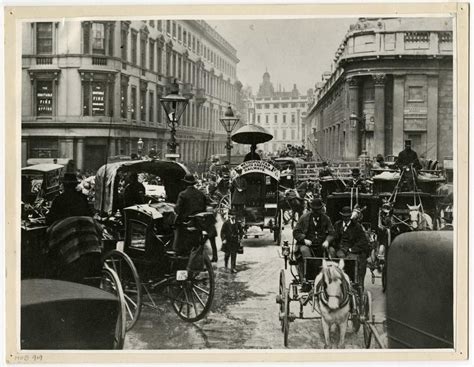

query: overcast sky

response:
[207,18,357,95]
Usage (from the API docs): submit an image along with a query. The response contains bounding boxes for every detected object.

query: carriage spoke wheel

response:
[169,257,215,322]
[283,288,290,347]
[351,292,361,333]
[218,194,231,218]
[278,269,286,332]
[363,291,373,348]
[103,250,142,331]
[100,267,127,349]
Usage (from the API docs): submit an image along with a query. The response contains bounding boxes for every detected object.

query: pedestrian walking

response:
[220,208,242,273]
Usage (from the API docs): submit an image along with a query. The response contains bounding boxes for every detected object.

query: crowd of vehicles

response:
[20,124,454,350]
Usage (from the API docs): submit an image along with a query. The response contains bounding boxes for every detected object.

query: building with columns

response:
[22,20,241,171]
[253,71,308,153]
[304,17,453,164]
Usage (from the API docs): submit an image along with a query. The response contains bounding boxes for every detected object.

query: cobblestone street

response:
[125,220,387,350]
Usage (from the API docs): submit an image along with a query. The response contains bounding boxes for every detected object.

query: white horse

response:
[407,204,433,230]
[314,259,352,349]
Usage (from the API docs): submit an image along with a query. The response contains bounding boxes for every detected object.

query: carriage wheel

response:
[363,291,373,348]
[351,293,361,333]
[218,194,231,218]
[278,269,286,332]
[169,257,215,322]
[283,288,290,347]
[382,229,391,293]
[100,267,127,349]
[103,250,142,331]
[274,210,283,246]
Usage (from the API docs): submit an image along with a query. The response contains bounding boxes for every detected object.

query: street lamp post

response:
[160,79,189,160]
[220,105,240,165]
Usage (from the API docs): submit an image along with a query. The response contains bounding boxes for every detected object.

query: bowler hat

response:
[310,198,324,210]
[351,168,360,177]
[339,206,352,217]
[62,172,79,184]
[405,140,412,146]
[182,174,197,185]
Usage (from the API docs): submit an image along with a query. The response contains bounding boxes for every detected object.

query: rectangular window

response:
[172,52,177,77]
[274,115,278,124]
[131,32,138,64]
[166,20,171,34]
[291,114,296,124]
[274,103,279,109]
[36,80,53,116]
[283,114,287,123]
[188,32,191,49]
[92,23,105,55]
[149,91,154,122]
[178,25,182,42]
[140,89,146,121]
[29,138,59,159]
[192,36,196,52]
[197,40,200,55]
[120,83,127,119]
[149,40,155,71]
[140,36,146,69]
[36,22,53,54]
[178,55,182,80]
[157,94,162,124]
[157,44,162,74]
[131,86,137,120]
[274,129,278,140]
[265,115,269,124]
[121,28,128,60]
[172,21,176,38]
[149,20,155,28]
[183,29,187,46]
[291,129,295,140]
[257,115,261,124]
[83,81,108,117]
[283,129,287,140]
[157,20,162,31]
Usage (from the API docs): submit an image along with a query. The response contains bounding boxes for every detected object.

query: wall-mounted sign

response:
[36,81,53,116]
[92,84,105,116]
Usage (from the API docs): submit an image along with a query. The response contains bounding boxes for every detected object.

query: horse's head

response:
[407,204,421,229]
[321,259,349,310]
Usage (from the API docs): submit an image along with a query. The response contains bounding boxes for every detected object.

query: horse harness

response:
[313,266,352,310]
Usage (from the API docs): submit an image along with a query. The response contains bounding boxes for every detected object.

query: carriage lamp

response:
[160,79,190,158]
[137,138,144,158]
[220,105,240,164]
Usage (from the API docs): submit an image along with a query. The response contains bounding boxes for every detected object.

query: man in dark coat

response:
[395,140,422,170]
[220,208,243,273]
[319,161,333,178]
[346,168,368,193]
[123,171,146,208]
[173,174,208,254]
[332,206,369,288]
[231,167,247,220]
[46,173,92,226]
[244,143,261,161]
[293,198,335,291]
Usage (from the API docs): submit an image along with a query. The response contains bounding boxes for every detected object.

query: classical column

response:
[373,73,386,156]
[347,77,361,159]
[392,75,405,155]
[427,74,439,160]
[76,138,84,171]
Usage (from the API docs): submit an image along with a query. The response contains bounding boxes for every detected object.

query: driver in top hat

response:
[332,206,369,287]
[293,198,335,291]
[346,168,368,193]
[173,173,209,254]
[395,140,422,171]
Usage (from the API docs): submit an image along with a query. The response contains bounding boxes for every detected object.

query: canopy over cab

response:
[94,160,190,214]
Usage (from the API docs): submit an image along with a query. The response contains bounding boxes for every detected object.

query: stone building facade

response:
[304,17,453,164]
[254,72,308,153]
[22,20,241,171]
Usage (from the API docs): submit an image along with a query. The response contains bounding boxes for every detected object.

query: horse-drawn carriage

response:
[230,160,283,245]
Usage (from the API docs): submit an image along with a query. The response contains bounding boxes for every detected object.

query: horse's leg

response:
[338,318,348,349]
[321,318,331,349]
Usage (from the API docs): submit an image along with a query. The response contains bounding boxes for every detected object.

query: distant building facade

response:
[22,20,241,171]
[253,71,308,153]
[304,17,453,164]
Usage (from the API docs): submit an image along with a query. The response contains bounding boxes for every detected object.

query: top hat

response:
[339,206,352,217]
[376,154,384,162]
[404,140,412,146]
[322,161,329,167]
[182,174,197,185]
[62,172,79,185]
[351,168,361,177]
[310,198,324,210]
